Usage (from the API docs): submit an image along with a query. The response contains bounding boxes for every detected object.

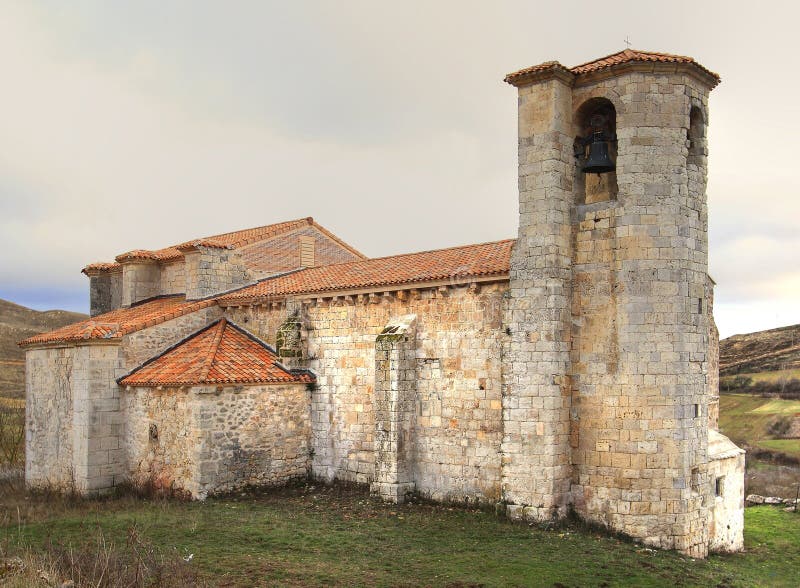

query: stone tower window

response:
[688,106,706,166]
[574,97,618,204]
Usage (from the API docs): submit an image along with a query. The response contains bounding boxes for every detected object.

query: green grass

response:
[719,393,800,459]
[2,484,800,587]
[758,439,800,454]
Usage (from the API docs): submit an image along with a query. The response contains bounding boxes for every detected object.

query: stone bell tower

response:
[501,50,721,557]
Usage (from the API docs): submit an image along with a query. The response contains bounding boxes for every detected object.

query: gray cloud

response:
[0,1,797,340]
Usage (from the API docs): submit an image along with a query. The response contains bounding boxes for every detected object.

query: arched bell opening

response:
[574,97,618,204]
[688,105,706,167]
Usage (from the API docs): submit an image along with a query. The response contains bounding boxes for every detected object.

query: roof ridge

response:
[307,220,367,259]
[203,217,312,245]
[569,48,694,71]
[266,237,516,274]
[199,318,227,381]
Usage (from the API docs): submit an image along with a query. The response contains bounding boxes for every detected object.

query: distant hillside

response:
[720,323,800,376]
[0,298,87,398]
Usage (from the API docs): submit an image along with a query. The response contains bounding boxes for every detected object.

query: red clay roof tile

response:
[119,319,314,386]
[505,49,720,87]
[30,239,513,347]
[19,296,216,347]
[82,262,122,273]
[219,239,513,303]
[83,217,366,272]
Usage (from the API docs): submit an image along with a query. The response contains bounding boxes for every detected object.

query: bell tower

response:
[502,50,721,557]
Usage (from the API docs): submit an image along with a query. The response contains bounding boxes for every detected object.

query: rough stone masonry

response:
[21,50,744,557]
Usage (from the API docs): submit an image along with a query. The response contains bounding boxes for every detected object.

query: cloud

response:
[0,1,797,339]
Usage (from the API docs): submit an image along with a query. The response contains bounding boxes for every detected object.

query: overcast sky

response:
[0,1,797,339]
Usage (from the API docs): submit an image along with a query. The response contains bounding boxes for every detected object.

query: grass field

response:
[1,482,799,587]
[719,393,800,460]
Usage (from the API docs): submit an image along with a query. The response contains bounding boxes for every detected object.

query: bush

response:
[767,416,793,438]
[0,405,24,467]
[1,525,206,587]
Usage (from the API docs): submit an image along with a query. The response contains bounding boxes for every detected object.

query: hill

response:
[720,323,800,375]
[0,298,87,398]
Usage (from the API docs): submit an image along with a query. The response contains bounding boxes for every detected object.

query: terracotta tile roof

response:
[113,218,315,263]
[219,239,513,303]
[19,295,217,347]
[82,262,122,273]
[505,49,720,87]
[83,217,366,270]
[119,319,314,386]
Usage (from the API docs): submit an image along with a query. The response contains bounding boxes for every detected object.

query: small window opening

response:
[715,476,725,497]
[691,466,701,493]
[692,403,700,418]
[698,298,704,314]
[688,106,706,166]
[149,423,158,442]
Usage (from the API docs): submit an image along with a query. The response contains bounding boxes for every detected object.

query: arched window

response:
[688,106,706,166]
[574,97,618,204]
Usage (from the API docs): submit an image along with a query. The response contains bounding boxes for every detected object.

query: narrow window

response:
[688,106,706,166]
[715,476,725,497]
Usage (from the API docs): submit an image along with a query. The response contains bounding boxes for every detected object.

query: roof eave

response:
[217,272,510,307]
[573,61,720,90]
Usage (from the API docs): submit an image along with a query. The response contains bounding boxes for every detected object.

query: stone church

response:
[21,49,744,557]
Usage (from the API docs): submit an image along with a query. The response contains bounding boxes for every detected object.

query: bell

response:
[581,132,615,174]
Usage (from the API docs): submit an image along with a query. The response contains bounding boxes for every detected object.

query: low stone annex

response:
[21,49,745,558]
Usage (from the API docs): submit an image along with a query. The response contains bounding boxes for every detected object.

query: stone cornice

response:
[217,274,509,308]
[573,61,720,90]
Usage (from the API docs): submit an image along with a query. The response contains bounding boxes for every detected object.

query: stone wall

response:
[567,72,713,557]
[503,75,574,521]
[372,315,417,502]
[184,246,251,300]
[88,271,122,316]
[707,278,720,430]
[224,282,506,503]
[26,344,126,493]
[571,72,712,556]
[160,261,185,296]
[121,262,161,307]
[122,384,310,498]
[708,442,745,552]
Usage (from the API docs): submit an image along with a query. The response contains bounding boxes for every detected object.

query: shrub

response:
[0,405,24,467]
[1,525,206,587]
[767,416,792,438]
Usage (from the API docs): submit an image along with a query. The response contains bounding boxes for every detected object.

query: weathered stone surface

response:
[122,383,310,498]
[26,344,126,493]
[225,283,506,503]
